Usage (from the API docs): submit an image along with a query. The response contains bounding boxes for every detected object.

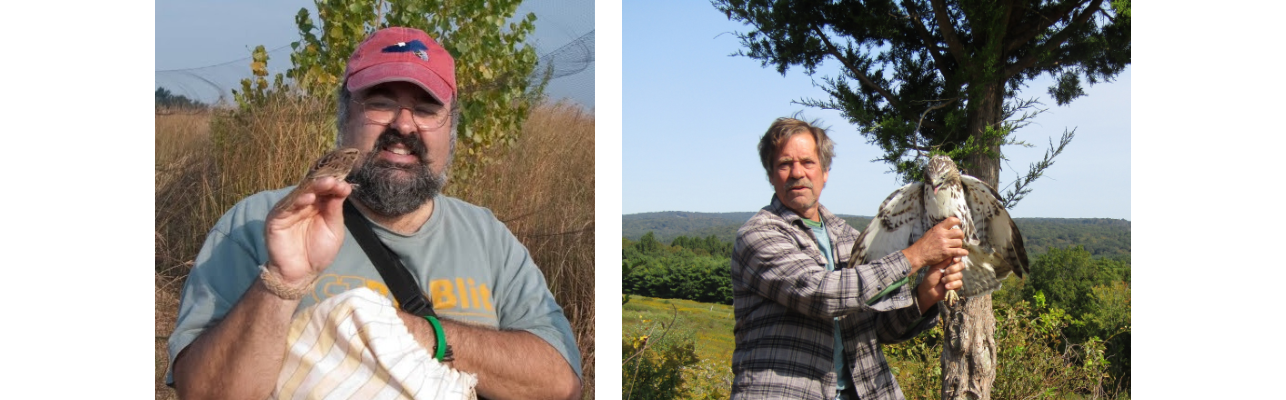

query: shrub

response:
[884,299,1126,399]
[623,317,701,400]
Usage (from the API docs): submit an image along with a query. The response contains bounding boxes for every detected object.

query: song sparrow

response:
[270,147,362,214]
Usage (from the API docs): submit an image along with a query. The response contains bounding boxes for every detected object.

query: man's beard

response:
[347,129,448,217]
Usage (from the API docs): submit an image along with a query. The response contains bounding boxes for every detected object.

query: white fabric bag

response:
[272,287,478,400]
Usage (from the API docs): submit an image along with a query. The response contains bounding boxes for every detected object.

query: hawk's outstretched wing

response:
[851,182,925,267]
[959,175,1029,285]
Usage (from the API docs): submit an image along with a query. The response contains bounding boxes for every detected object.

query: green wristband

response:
[424,315,449,361]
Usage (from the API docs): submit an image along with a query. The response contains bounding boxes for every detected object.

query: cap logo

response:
[382,40,430,61]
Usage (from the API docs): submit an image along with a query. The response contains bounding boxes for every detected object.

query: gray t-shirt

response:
[166,187,581,384]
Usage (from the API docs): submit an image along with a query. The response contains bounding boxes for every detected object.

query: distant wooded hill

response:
[623,211,1130,258]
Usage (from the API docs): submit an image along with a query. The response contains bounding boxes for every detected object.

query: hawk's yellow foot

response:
[945,289,959,307]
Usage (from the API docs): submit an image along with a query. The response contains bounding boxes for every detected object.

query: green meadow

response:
[622,295,735,399]
[623,295,736,362]
[622,290,1129,400]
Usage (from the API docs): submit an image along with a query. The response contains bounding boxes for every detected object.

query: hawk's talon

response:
[945,289,959,307]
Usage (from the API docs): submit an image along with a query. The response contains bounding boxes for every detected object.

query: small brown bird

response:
[271,147,362,214]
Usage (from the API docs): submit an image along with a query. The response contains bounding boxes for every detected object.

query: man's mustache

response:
[786,178,812,189]
[370,128,429,162]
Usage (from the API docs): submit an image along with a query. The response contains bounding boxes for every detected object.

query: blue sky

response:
[621,1,1130,220]
[155,0,594,107]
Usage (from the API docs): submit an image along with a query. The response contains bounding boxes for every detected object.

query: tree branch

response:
[1004,0,1085,54]
[1002,0,1105,79]
[909,98,957,152]
[809,23,902,110]
[1028,52,1072,74]
[1100,9,1118,23]
[1000,127,1075,209]
[907,144,933,152]
[900,0,953,79]
[929,0,970,70]
[916,98,956,133]
[997,0,1016,43]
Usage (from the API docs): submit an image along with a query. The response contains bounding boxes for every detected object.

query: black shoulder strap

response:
[342,199,437,318]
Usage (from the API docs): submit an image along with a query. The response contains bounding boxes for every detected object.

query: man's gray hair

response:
[756,117,835,176]
[336,80,460,156]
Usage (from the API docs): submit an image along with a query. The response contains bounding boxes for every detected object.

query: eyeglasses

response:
[356,97,451,130]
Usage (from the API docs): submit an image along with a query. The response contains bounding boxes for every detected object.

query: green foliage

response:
[234,0,539,192]
[670,234,734,258]
[1113,0,1132,18]
[623,296,736,400]
[683,358,734,400]
[623,232,736,305]
[882,321,944,398]
[1015,245,1132,394]
[895,120,1028,186]
[885,300,1125,399]
[620,211,876,244]
[618,220,1132,398]
[232,45,288,111]
[623,333,700,400]
[1079,281,1131,388]
[624,212,1131,261]
[623,310,701,400]
[1025,246,1096,317]
[990,272,1034,309]
[623,254,733,305]
[996,125,1076,208]
[993,300,1121,399]
[620,292,1130,399]
[1016,218,1132,259]
[713,0,1130,192]
[622,260,635,295]
[841,216,873,233]
[1022,245,1127,318]
[622,212,758,244]
[636,232,662,254]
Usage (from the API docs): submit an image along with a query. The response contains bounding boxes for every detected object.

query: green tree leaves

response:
[713,0,1130,203]
[233,45,288,111]
[623,233,736,305]
[1022,245,1128,318]
[1018,244,1131,393]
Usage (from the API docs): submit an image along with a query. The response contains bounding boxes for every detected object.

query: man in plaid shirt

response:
[730,118,970,400]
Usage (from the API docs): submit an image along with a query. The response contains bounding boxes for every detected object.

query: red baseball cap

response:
[344,27,456,104]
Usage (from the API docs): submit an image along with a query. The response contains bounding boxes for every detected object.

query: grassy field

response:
[622,293,1128,400]
[623,296,735,363]
[622,295,735,398]
[154,98,595,399]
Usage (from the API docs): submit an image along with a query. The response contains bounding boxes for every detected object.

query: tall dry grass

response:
[154,95,595,399]
[155,111,213,278]
[462,100,595,397]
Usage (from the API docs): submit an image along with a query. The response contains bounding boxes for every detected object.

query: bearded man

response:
[166,27,581,400]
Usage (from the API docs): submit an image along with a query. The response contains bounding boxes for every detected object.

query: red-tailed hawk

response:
[850,155,1029,305]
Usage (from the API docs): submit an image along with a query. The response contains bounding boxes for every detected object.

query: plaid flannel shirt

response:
[730,196,940,400]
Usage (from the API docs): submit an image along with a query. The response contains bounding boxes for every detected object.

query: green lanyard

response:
[865,273,936,336]
[865,275,910,306]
